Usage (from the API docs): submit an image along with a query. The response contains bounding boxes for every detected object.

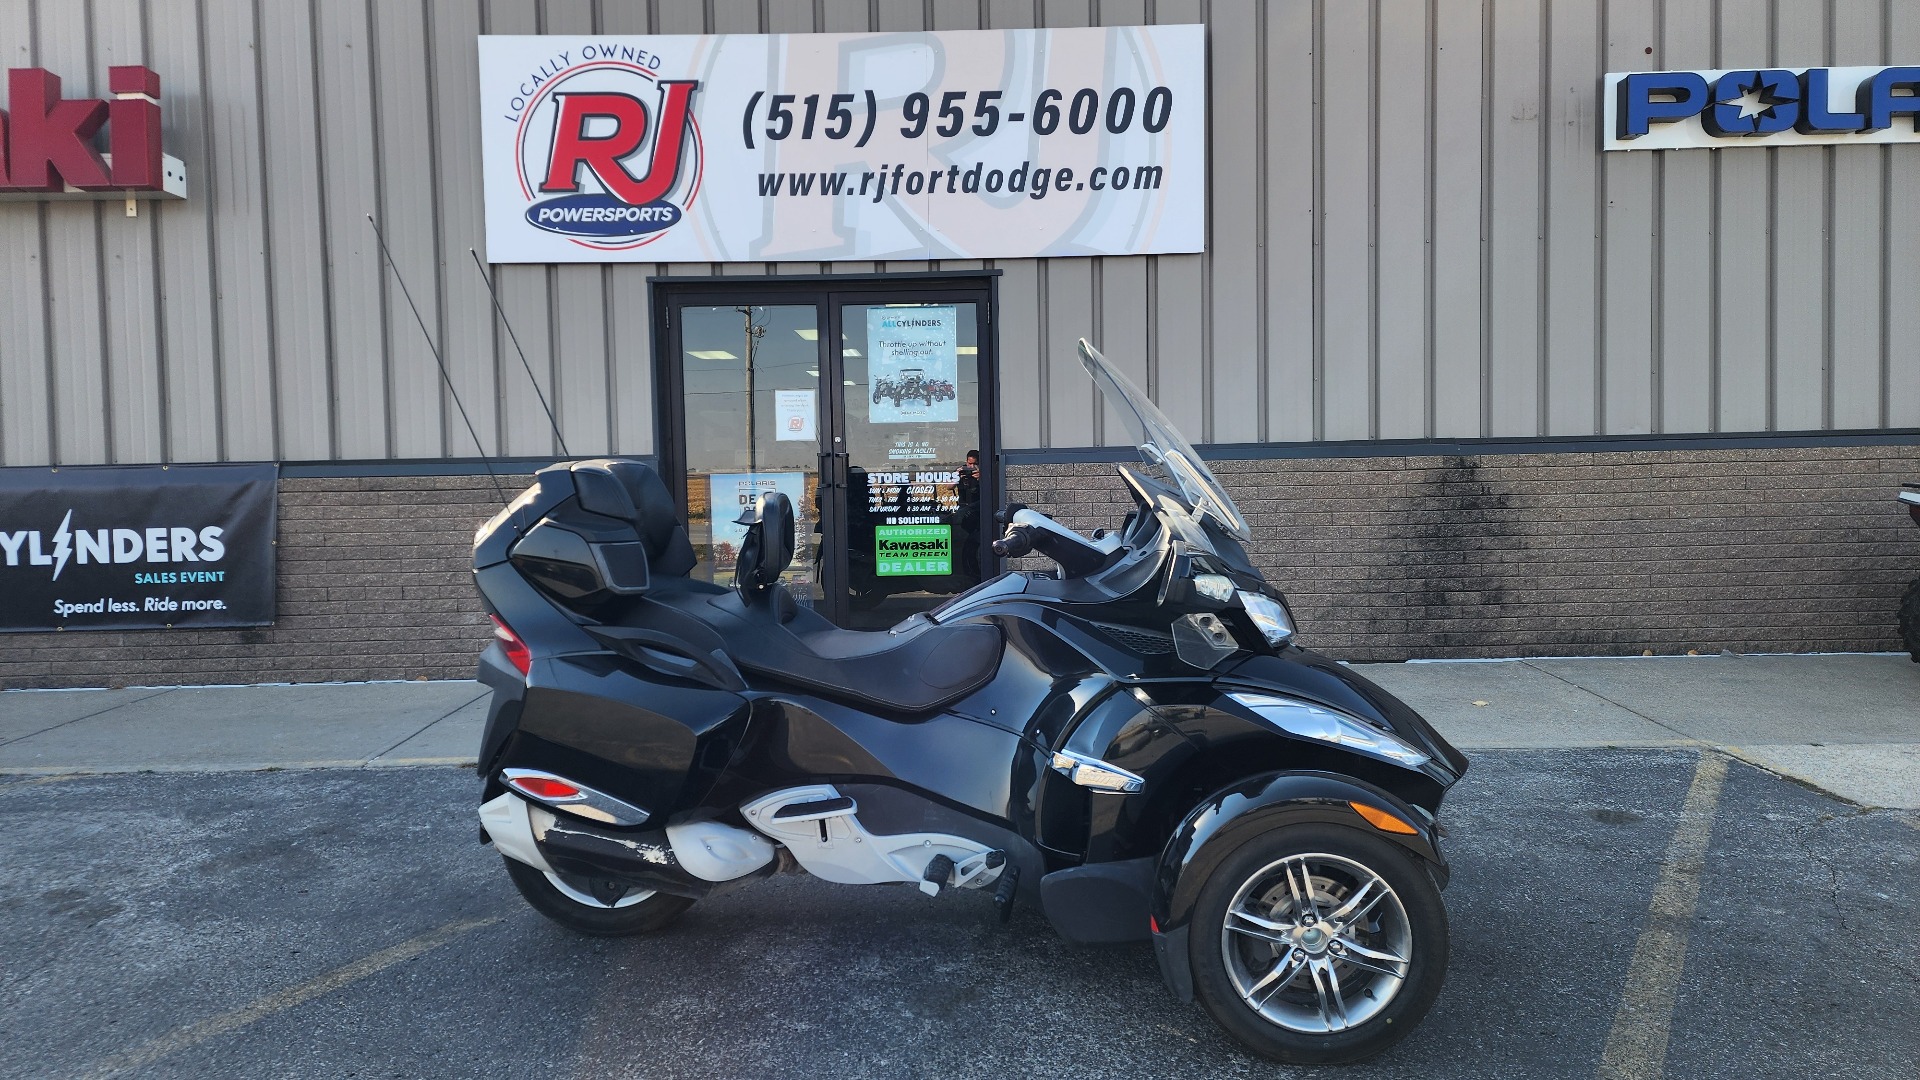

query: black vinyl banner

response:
[0,464,278,632]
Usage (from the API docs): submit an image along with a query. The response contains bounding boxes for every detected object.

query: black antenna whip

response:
[365,215,508,505]
[470,248,570,457]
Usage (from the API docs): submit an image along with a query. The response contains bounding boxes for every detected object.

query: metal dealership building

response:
[0,0,1915,689]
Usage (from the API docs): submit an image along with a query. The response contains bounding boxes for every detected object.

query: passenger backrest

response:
[569,459,698,578]
[733,491,795,602]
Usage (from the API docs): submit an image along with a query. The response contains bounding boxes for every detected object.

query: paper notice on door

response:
[867,306,958,424]
[774,389,816,441]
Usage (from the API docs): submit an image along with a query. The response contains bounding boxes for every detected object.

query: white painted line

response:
[1596,751,1730,1080]
[77,915,500,1079]
[0,759,477,777]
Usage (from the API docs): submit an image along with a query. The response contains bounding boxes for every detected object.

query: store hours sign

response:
[477,26,1205,262]
[0,464,277,632]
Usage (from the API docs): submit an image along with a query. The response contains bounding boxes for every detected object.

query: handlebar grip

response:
[992,525,1034,559]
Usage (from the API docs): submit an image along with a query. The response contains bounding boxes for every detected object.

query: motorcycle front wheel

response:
[1189,824,1448,1065]
[502,856,695,937]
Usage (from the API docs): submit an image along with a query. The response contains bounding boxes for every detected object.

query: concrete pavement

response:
[1,652,1916,808]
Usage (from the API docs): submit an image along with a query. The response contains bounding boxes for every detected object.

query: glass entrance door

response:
[834,301,984,629]
[675,303,825,607]
[663,279,996,629]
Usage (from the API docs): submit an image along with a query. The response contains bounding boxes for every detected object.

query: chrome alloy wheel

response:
[1219,852,1413,1034]
[543,871,655,909]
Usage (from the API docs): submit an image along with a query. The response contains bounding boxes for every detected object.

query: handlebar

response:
[991,524,1036,559]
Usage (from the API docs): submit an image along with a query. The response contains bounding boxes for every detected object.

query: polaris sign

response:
[0,464,276,632]
[1605,66,1920,150]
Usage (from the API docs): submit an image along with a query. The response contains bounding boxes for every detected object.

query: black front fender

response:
[1146,770,1449,1002]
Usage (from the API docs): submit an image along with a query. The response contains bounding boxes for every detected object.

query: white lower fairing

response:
[665,819,778,881]
[480,791,556,873]
[741,786,1005,894]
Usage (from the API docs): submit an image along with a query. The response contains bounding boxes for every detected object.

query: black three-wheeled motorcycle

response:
[469,340,1469,1063]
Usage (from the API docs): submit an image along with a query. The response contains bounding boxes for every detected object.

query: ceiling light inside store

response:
[794,328,818,340]
[687,350,738,360]
[843,348,862,357]
[956,346,977,355]
[805,369,819,377]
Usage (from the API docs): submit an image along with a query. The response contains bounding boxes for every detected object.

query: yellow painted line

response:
[78,915,499,1079]
[1596,751,1729,1080]
[0,773,86,793]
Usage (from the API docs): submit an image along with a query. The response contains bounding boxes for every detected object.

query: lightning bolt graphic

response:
[50,510,72,582]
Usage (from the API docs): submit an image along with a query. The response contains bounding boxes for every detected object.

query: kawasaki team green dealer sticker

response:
[875,524,951,576]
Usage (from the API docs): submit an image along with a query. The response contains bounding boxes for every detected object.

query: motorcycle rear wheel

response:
[502,856,695,937]
[1900,576,1920,663]
[1189,824,1448,1065]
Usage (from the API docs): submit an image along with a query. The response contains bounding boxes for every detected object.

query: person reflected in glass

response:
[956,449,983,586]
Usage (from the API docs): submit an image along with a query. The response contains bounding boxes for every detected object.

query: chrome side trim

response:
[501,767,651,827]
[1050,749,1147,794]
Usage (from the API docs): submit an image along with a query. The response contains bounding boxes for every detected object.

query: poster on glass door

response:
[866,306,958,424]
[708,472,808,572]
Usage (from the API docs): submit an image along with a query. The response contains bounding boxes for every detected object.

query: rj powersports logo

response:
[515,61,703,250]
[0,510,226,582]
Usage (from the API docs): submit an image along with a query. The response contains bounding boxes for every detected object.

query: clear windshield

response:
[1077,339,1252,541]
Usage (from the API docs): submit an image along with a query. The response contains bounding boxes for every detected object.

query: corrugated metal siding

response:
[0,0,1915,466]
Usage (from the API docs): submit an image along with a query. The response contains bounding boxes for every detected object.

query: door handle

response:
[817,451,849,489]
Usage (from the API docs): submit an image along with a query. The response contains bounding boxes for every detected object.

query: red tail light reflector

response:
[507,774,581,801]
[490,615,532,676]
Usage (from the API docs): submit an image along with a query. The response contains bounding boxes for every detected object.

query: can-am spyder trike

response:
[469,340,1469,1064]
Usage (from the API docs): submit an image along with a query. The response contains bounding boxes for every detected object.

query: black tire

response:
[1900,576,1920,663]
[1189,824,1449,1065]
[502,856,695,937]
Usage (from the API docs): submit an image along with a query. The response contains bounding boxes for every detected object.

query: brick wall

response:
[0,474,526,690]
[4,445,1915,689]
[1008,444,1920,662]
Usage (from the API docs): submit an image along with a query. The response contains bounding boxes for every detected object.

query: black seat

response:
[655,490,1002,713]
[669,591,1003,713]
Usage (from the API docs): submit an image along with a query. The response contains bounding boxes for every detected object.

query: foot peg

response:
[992,864,1020,923]
[920,854,955,897]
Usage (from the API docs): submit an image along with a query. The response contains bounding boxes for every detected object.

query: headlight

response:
[1238,591,1295,645]
[1193,573,1235,602]
[1226,691,1430,767]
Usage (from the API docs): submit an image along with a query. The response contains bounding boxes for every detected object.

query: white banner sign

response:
[477,27,1205,263]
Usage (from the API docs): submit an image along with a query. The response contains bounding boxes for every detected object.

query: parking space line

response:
[1596,750,1729,1080]
[0,773,85,793]
[76,914,500,1079]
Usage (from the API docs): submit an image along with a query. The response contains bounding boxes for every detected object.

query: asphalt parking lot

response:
[3,749,1914,1079]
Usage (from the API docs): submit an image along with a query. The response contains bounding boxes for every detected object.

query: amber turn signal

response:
[1349,801,1419,834]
